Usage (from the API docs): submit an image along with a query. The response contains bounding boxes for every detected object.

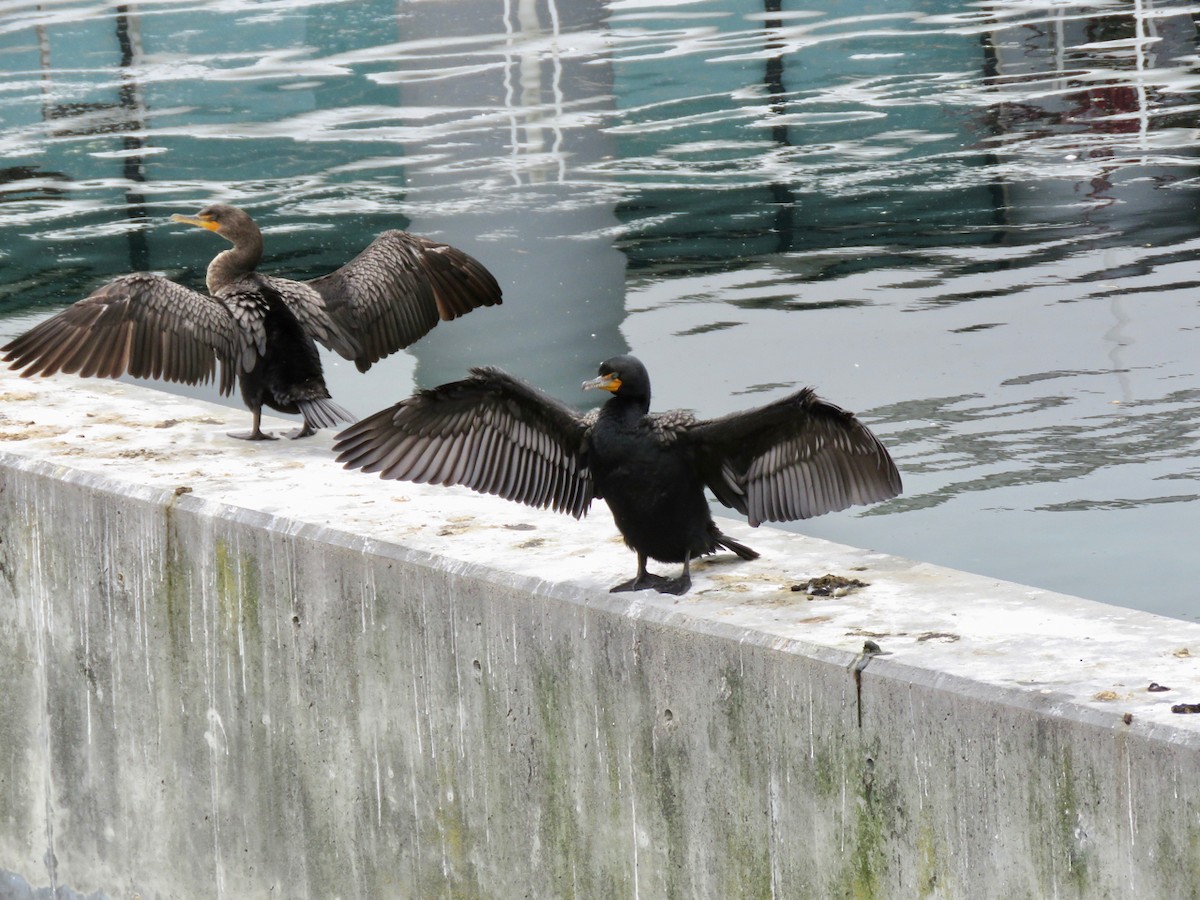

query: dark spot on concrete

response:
[791,573,868,598]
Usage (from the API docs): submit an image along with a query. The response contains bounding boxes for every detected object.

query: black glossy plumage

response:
[2,204,502,440]
[334,355,902,594]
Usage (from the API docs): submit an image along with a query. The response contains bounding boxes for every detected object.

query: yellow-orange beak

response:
[582,372,621,393]
[170,213,220,232]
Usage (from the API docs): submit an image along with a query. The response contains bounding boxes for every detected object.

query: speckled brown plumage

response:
[2,204,503,440]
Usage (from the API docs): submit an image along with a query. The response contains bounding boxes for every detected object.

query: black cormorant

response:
[1,204,503,440]
[333,355,902,594]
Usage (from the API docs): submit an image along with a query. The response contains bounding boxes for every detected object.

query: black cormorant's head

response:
[171,204,261,248]
[582,355,651,405]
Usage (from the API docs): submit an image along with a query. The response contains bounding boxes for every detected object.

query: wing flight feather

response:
[304,232,502,372]
[335,366,594,518]
[685,388,901,526]
[2,273,240,395]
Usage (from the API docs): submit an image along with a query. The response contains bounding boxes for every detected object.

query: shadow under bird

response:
[1,204,503,439]
[333,355,902,595]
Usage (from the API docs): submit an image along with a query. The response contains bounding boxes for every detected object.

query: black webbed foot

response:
[610,572,690,594]
[228,429,278,441]
[610,552,693,595]
[611,572,669,593]
[288,422,317,439]
[654,574,691,595]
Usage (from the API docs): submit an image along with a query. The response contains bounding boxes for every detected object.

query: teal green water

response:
[2,0,1198,617]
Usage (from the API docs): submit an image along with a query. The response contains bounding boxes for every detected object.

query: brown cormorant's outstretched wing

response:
[334,366,594,518]
[301,232,503,372]
[684,388,902,526]
[1,273,241,395]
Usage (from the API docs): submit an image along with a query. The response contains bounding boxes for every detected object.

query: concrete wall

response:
[2,371,1200,899]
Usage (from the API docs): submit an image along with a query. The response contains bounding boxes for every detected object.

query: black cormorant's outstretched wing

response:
[334,366,595,518]
[269,279,361,361]
[1,273,241,395]
[684,388,902,526]
[298,232,503,372]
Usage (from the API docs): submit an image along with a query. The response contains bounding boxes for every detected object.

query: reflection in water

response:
[1,0,1199,617]
[115,8,150,272]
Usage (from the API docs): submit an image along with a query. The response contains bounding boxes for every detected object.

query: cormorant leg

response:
[610,553,673,593]
[654,551,692,595]
[288,420,317,440]
[228,407,277,441]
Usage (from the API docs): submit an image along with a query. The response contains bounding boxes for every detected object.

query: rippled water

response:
[1,0,1198,618]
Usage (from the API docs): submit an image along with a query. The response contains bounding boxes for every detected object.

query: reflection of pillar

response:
[762,0,795,254]
[983,2,1200,401]
[34,8,152,274]
[983,1,1200,230]
[35,20,52,122]
[393,0,628,394]
[116,7,150,272]
[505,0,566,181]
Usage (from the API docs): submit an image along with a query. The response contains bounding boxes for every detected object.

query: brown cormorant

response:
[333,355,902,594]
[1,204,503,440]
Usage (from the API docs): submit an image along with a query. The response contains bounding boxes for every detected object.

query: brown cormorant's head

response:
[171,204,261,247]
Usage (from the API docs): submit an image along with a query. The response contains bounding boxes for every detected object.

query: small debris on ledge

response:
[791,573,869,599]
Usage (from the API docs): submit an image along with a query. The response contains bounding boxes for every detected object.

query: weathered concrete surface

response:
[1,369,1199,899]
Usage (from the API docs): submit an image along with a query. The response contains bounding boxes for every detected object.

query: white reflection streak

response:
[1133,0,1154,150]
[503,0,521,186]
[518,0,544,177]
[547,0,566,181]
[36,17,51,119]
[502,0,567,184]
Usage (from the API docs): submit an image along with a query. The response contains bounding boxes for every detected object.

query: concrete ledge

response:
[2,370,1199,898]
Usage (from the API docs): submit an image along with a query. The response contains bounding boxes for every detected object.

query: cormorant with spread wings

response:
[334,355,901,594]
[2,204,502,439]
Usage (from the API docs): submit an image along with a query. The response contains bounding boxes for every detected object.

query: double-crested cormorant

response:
[1,204,503,440]
[333,355,902,594]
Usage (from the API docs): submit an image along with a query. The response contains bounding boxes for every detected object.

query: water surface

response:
[2,0,1198,618]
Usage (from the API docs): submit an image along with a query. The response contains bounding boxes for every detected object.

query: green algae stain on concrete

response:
[214,537,261,643]
[833,741,900,900]
[1023,723,1100,898]
[809,744,846,803]
[719,825,773,900]
[1054,755,1090,895]
[709,660,774,899]
[0,635,35,831]
[638,719,688,898]
[1031,748,1093,896]
[915,822,944,899]
[162,502,193,665]
[531,650,593,898]
[427,759,484,900]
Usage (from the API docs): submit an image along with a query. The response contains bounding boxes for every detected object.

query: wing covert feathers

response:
[334,367,593,518]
